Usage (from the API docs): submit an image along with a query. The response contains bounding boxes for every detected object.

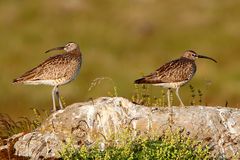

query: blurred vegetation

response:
[1,0,240,119]
[0,108,47,138]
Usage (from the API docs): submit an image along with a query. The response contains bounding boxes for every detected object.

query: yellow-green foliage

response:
[59,130,211,160]
[132,84,205,107]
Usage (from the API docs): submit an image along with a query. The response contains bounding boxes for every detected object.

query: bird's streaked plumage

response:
[13,42,82,111]
[135,50,217,107]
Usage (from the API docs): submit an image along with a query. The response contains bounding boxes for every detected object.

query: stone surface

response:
[0,132,28,160]
[1,97,240,159]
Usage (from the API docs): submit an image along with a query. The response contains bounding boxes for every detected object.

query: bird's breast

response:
[153,80,188,88]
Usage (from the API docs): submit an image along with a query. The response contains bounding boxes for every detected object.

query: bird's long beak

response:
[45,46,65,53]
[198,55,217,63]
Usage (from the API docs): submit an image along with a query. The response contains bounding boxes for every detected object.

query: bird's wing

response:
[136,59,195,84]
[13,54,74,83]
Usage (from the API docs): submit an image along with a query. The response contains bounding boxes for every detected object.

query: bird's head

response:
[182,50,217,63]
[45,42,79,53]
[63,42,79,52]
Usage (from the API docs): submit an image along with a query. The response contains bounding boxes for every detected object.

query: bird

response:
[13,42,82,112]
[134,50,217,107]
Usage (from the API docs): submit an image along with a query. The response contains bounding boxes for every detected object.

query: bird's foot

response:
[50,108,56,113]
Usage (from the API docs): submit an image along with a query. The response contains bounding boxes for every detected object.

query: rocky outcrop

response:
[1,97,240,159]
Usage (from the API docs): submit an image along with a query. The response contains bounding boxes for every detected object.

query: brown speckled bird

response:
[13,42,82,111]
[135,50,217,107]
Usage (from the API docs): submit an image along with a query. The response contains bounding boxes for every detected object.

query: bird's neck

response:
[180,56,195,61]
[68,48,81,55]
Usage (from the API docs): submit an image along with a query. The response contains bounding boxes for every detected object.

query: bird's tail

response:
[134,78,147,84]
[12,67,38,84]
[13,78,24,84]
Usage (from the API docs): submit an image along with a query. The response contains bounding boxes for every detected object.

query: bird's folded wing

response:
[143,59,195,83]
[13,54,71,83]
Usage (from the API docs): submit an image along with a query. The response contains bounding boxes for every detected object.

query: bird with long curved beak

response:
[134,50,217,107]
[13,42,82,112]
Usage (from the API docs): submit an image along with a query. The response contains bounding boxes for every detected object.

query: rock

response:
[1,97,240,159]
[0,132,28,160]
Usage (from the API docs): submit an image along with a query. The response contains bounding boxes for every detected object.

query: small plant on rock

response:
[59,129,211,160]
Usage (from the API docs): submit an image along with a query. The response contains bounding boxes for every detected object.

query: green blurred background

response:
[1,0,240,119]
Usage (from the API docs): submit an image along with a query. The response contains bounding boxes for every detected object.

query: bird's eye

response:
[192,53,196,57]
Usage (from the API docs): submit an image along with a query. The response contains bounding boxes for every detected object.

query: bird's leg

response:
[55,86,63,109]
[175,87,184,107]
[167,88,171,107]
[167,88,174,131]
[51,86,57,112]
